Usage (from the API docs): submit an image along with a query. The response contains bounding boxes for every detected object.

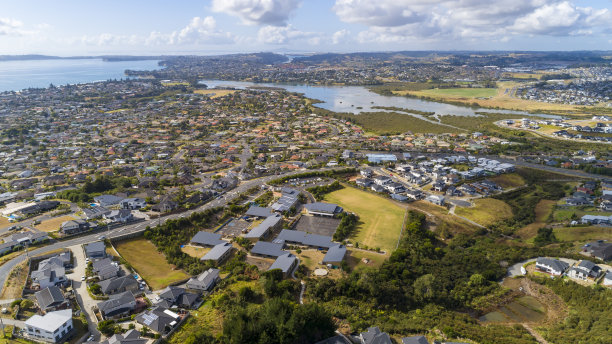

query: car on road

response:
[7,226,16,231]
[81,276,85,281]
[98,235,106,240]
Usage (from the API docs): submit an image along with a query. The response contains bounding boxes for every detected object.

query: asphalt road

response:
[0,168,337,294]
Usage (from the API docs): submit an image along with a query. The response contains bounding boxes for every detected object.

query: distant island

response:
[0,54,164,62]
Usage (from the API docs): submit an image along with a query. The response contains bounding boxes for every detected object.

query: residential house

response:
[25,309,73,343]
[31,258,67,289]
[356,178,373,188]
[582,241,612,261]
[135,307,180,334]
[35,286,68,313]
[99,329,147,344]
[152,199,179,212]
[104,209,134,223]
[82,206,111,220]
[603,271,612,286]
[92,258,120,281]
[120,198,146,210]
[93,194,124,207]
[85,241,106,259]
[186,268,220,292]
[60,219,90,235]
[97,291,137,319]
[425,195,445,206]
[157,286,199,309]
[99,275,140,295]
[535,258,569,276]
[359,327,392,344]
[402,336,429,344]
[568,260,602,280]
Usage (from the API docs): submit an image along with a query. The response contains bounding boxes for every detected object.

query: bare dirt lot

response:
[218,218,251,238]
[293,215,340,237]
[246,255,274,271]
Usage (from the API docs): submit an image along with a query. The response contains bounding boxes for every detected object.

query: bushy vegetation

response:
[143,207,223,275]
[306,181,343,201]
[56,175,136,203]
[268,168,356,185]
[333,212,358,241]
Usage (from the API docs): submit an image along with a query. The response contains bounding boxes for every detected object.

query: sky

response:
[1,0,612,55]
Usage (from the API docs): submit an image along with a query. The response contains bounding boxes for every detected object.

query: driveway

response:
[67,244,100,341]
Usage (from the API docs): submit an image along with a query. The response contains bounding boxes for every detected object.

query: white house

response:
[25,309,73,343]
[535,258,569,276]
[120,198,146,210]
[603,271,612,286]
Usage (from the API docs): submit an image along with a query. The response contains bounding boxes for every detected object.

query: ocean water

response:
[0,58,162,92]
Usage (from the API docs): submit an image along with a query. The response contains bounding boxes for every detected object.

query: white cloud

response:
[212,0,301,26]
[257,25,317,44]
[332,29,350,44]
[333,0,612,43]
[0,17,27,36]
[170,16,235,44]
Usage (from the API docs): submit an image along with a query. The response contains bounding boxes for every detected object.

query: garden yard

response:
[34,215,77,232]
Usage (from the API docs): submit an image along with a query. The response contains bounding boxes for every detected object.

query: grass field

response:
[418,88,498,98]
[488,173,526,189]
[181,245,211,259]
[115,238,189,290]
[553,226,612,242]
[516,200,556,240]
[35,215,76,232]
[346,249,387,270]
[552,208,612,222]
[409,200,478,234]
[324,187,405,252]
[194,89,237,98]
[0,217,9,227]
[455,199,513,227]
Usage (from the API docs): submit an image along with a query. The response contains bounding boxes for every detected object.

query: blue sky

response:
[1,0,611,55]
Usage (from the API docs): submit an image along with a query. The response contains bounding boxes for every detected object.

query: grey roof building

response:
[186,268,220,292]
[135,307,180,334]
[97,291,136,319]
[92,258,120,280]
[245,205,274,218]
[99,275,139,295]
[94,194,124,207]
[322,245,347,264]
[304,202,343,217]
[360,327,392,344]
[275,229,335,249]
[250,241,285,258]
[244,213,282,240]
[201,242,233,264]
[268,253,298,276]
[35,286,66,312]
[535,257,569,276]
[100,329,147,344]
[85,241,106,259]
[402,336,429,344]
[190,231,224,247]
[82,206,111,220]
[158,286,199,309]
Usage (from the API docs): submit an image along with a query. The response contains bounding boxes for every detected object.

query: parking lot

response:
[293,215,340,237]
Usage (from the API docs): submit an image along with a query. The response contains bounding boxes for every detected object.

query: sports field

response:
[324,187,405,252]
[115,238,189,290]
[455,198,513,227]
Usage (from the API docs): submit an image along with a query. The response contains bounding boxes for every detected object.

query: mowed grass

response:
[194,89,237,98]
[488,173,526,189]
[516,200,556,240]
[455,198,513,227]
[35,215,76,232]
[347,249,387,270]
[324,187,405,252]
[181,245,211,259]
[419,87,498,98]
[553,226,612,242]
[115,238,189,290]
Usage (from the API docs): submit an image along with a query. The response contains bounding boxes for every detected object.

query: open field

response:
[0,261,28,299]
[409,200,478,234]
[516,200,556,240]
[0,217,9,227]
[418,87,498,98]
[194,89,237,98]
[488,173,526,189]
[293,249,325,270]
[455,199,513,227]
[394,81,600,115]
[115,238,189,290]
[324,187,405,252]
[181,245,211,259]
[346,249,388,270]
[35,215,76,232]
[552,208,612,222]
[553,226,612,242]
[327,110,462,135]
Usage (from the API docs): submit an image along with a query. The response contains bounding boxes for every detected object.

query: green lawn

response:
[553,208,612,222]
[455,198,513,227]
[553,226,612,242]
[324,187,405,252]
[420,87,498,98]
[115,238,189,290]
[488,173,526,189]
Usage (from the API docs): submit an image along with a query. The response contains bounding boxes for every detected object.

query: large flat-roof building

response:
[25,309,73,343]
[304,202,342,217]
[244,214,283,241]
